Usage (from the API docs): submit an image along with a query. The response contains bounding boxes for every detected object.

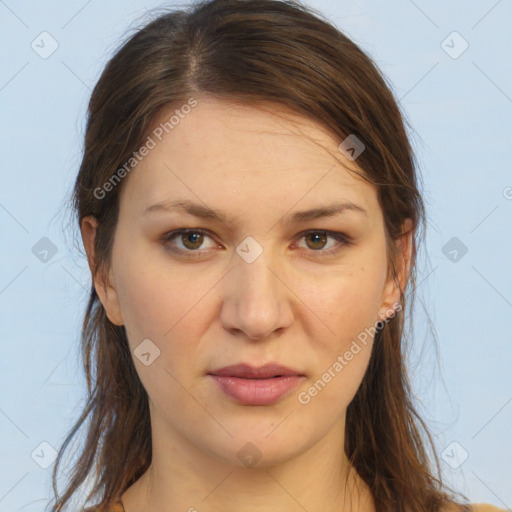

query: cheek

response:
[294,262,384,406]
[117,271,170,341]
[302,264,384,344]
[297,275,378,412]
[114,253,216,383]
[305,344,372,411]
[114,247,201,338]
[114,261,208,407]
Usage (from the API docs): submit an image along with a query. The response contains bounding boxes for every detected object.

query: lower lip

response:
[209,375,305,405]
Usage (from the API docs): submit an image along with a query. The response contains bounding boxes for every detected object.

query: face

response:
[83,96,410,468]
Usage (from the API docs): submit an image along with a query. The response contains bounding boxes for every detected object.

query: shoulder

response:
[83,500,124,512]
[469,504,508,512]
[441,503,507,512]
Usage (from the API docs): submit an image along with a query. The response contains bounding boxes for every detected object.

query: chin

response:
[201,430,312,470]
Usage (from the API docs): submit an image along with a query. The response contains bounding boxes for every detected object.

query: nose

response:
[220,247,294,341]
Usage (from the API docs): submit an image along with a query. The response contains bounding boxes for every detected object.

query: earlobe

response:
[378,219,413,322]
[80,215,124,326]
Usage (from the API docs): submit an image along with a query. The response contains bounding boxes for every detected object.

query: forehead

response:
[119,96,380,224]
[145,96,350,173]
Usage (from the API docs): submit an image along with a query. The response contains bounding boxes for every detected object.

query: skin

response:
[82,96,412,512]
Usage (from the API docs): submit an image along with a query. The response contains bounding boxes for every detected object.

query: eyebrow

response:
[143,198,368,224]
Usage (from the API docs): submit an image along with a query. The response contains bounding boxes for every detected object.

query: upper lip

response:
[208,363,304,379]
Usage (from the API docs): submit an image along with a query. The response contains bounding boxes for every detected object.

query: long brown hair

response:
[49,0,470,510]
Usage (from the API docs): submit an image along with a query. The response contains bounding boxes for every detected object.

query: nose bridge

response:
[221,240,293,340]
[235,249,278,298]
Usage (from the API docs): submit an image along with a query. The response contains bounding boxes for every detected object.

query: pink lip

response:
[210,375,304,405]
[208,363,305,405]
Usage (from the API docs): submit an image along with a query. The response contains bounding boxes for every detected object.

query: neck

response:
[121,413,375,512]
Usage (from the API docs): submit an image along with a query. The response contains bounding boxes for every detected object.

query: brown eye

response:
[304,232,328,250]
[162,228,352,259]
[162,229,218,256]
[295,230,353,256]
[181,231,204,250]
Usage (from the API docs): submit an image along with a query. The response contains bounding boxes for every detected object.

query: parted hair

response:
[49,1,470,511]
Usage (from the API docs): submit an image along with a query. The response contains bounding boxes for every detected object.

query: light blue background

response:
[1,1,511,510]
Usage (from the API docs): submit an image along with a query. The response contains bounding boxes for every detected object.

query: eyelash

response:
[161,228,353,258]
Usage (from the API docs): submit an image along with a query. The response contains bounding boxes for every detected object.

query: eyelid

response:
[162,228,220,256]
[293,229,353,255]
[161,228,353,257]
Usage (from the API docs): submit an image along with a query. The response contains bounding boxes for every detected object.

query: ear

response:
[81,215,124,326]
[378,218,413,321]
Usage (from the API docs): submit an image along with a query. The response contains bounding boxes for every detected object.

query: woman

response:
[48,0,505,511]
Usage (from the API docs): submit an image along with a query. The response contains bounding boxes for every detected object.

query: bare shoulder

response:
[440,503,508,512]
[83,501,124,512]
[469,504,508,512]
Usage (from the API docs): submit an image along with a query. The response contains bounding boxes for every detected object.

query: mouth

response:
[208,363,305,405]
